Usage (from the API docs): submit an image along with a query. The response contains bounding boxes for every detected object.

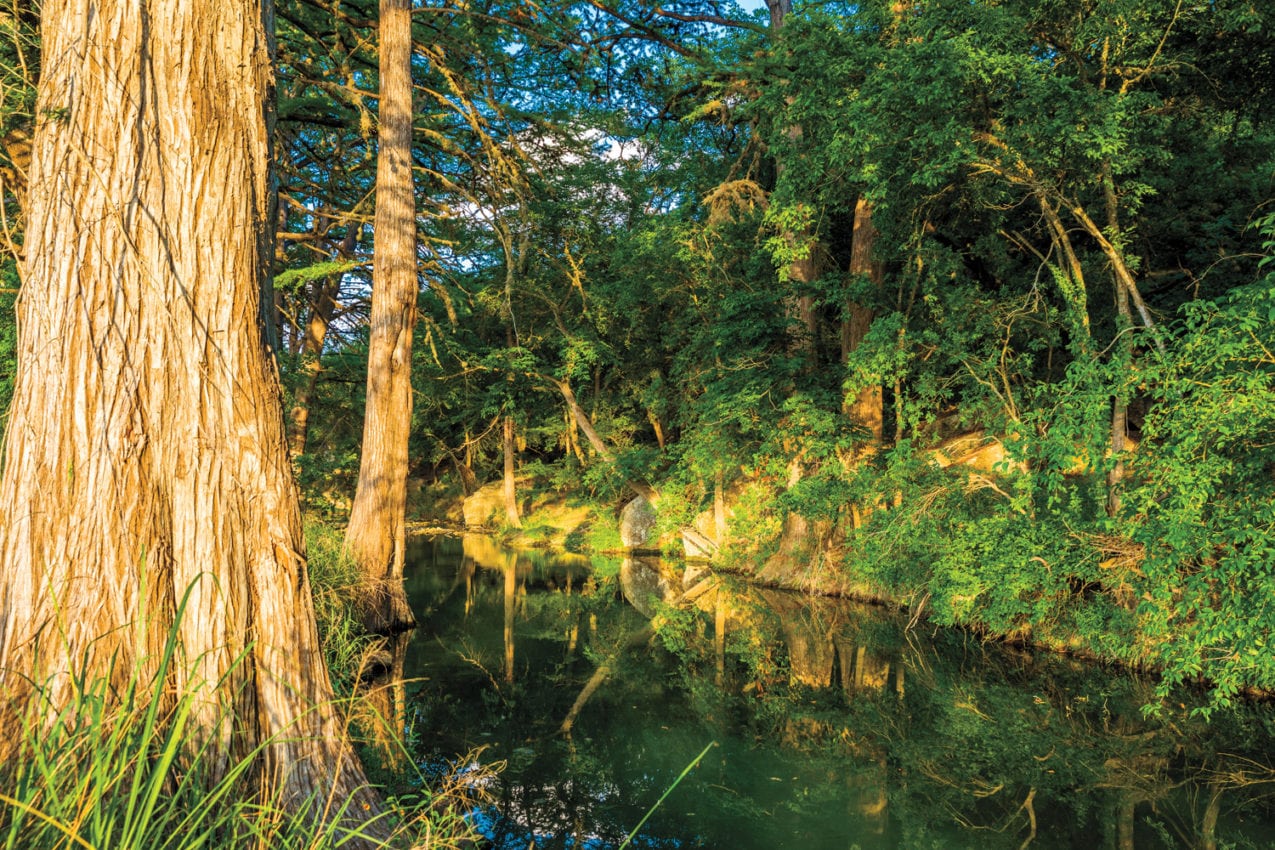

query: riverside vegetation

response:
[267,0,1275,713]
[2,0,1275,847]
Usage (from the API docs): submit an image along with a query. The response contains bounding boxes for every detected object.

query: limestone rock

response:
[462,481,505,528]
[619,494,658,550]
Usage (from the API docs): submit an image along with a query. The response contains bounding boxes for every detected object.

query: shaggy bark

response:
[844,196,885,442]
[345,0,418,634]
[502,416,521,527]
[0,0,382,832]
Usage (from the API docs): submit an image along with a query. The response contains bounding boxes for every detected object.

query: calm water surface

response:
[396,534,1275,850]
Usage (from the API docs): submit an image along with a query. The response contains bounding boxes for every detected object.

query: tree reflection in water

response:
[399,535,1275,850]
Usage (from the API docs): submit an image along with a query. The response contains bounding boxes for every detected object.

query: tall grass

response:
[305,522,381,697]
[0,664,490,849]
[0,533,493,850]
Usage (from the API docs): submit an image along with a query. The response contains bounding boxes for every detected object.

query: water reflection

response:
[355,630,411,771]
[620,555,678,618]
[402,535,1275,850]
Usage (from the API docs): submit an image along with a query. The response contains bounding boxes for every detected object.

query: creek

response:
[387,534,1275,849]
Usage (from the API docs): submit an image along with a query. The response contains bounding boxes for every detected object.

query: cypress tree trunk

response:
[0,0,381,826]
[502,415,521,528]
[288,273,341,457]
[345,0,418,634]
[843,196,884,442]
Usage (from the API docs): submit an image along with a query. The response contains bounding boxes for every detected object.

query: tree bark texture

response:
[0,0,381,822]
[502,415,521,527]
[345,0,418,634]
[287,273,341,457]
[844,196,884,442]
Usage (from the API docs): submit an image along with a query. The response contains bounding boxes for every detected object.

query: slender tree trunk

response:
[345,0,418,634]
[1068,200,1160,348]
[1103,162,1130,517]
[288,226,356,457]
[648,409,666,450]
[1037,191,1093,346]
[288,274,341,457]
[502,415,521,527]
[554,377,659,503]
[558,378,615,463]
[1116,793,1136,850]
[1200,785,1221,850]
[566,411,584,461]
[0,0,382,832]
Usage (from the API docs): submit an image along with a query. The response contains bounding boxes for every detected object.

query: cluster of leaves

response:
[0,0,1243,709]
[1123,223,1275,709]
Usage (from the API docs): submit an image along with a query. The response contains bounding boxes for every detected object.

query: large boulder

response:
[462,481,505,528]
[619,494,658,550]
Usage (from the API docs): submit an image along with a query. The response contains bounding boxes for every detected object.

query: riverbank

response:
[408,468,1272,714]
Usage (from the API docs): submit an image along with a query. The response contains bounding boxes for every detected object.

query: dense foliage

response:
[3,0,1274,709]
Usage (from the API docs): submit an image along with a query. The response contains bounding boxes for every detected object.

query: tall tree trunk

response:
[345,0,418,634]
[0,0,382,832]
[1103,162,1130,517]
[843,196,885,443]
[502,415,521,527]
[288,274,341,457]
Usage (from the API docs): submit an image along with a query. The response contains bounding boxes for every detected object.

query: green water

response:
[397,534,1275,850]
